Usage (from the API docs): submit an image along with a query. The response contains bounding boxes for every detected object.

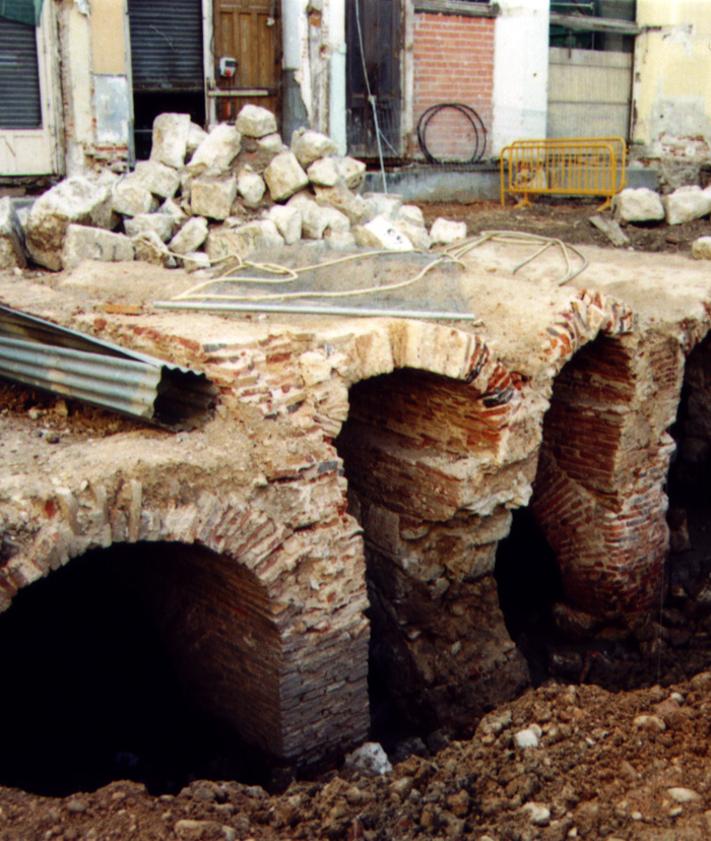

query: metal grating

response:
[128,0,204,92]
[0,16,41,129]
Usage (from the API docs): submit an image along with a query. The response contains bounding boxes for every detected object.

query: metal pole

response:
[153,301,479,321]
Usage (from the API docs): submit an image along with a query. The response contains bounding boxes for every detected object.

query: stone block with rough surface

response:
[313,183,372,225]
[236,104,278,138]
[394,219,431,251]
[191,175,238,221]
[613,188,665,223]
[206,220,284,262]
[187,122,208,155]
[258,133,286,154]
[307,158,340,187]
[291,128,338,167]
[169,216,208,255]
[62,224,134,270]
[112,176,158,218]
[336,156,367,189]
[264,152,309,202]
[150,113,191,169]
[182,251,211,272]
[692,236,711,259]
[159,198,188,229]
[187,123,242,176]
[288,195,349,240]
[132,230,175,266]
[267,205,302,245]
[353,215,414,251]
[663,186,711,225]
[363,192,403,221]
[124,213,174,243]
[237,168,266,208]
[0,198,27,269]
[430,217,467,245]
[25,177,112,270]
[133,160,181,199]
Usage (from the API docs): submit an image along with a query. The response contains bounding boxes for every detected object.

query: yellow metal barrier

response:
[500,137,627,210]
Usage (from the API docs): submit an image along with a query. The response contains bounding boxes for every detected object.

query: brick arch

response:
[531,321,675,629]
[0,481,370,764]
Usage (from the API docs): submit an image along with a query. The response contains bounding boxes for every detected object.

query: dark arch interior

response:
[0,543,270,797]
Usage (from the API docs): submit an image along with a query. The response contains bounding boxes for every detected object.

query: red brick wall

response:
[412,13,495,161]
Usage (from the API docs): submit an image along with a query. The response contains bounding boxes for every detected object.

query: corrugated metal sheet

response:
[128,0,203,92]
[0,305,216,429]
[0,16,41,129]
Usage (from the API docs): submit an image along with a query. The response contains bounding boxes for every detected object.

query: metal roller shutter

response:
[128,0,203,92]
[0,16,41,128]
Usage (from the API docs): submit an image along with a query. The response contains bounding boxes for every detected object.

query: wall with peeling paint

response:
[633,2,711,154]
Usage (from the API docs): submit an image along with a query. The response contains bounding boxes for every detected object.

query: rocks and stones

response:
[514,725,542,749]
[236,104,278,138]
[132,230,174,267]
[353,215,414,251]
[664,185,711,225]
[394,218,431,251]
[25,176,112,270]
[307,157,341,188]
[430,217,467,245]
[169,216,209,255]
[258,133,286,155]
[363,192,402,220]
[182,251,211,273]
[188,123,242,176]
[0,197,27,269]
[667,787,700,803]
[159,197,188,229]
[692,236,711,259]
[521,802,551,826]
[123,212,174,243]
[62,224,134,270]
[174,819,235,840]
[264,152,310,202]
[288,194,348,240]
[133,160,181,199]
[150,113,191,170]
[613,187,665,223]
[313,183,372,225]
[190,175,238,221]
[267,205,302,245]
[633,714,666,732]
[398,204,426,227]
[291,128,338,168]
[112,176,158,218]
[336,156,367,189]
[206,220,284,263]
[187,122,208,155]
[343,742,393,776]
[236,167,266,208]
[589,214,630,247]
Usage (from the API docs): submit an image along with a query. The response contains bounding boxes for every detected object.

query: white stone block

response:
[264,152,309,202]
[363,192,403,220]
[132,230,174,266]
[692,236,711,259]
[353,215,414,251]
[291,128,338,168]
[133,160,181,199]
[307,157,340,187]
[237,167,266,208]
[336,156,367,189]
[235,104,278,138]
[181,251,211,272]
[267,204,302,245]
[430,217,467,245]
[123,212,174,243]
[112,176,158,217]
[397,204,425,226]
[62,224,135,270]
[394,219,431,251]
[258,133,287,154]
[190,175,238,220]
[343,742,392,776]
[0,197,27,269]
[150,113,191,169]
[187,123,242,175]
[206,220,284,262]
[664,185,711,225]
[25,176,113,270]
[613,188,665,223]
[313,183,372,225]
[187,122,208,155]
[169,216,209,255]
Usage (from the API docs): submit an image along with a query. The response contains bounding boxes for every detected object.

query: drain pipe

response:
[281,0,309,142]
[327,0,347,155]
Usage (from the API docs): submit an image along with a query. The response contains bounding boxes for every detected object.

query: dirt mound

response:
[1,670,710,840]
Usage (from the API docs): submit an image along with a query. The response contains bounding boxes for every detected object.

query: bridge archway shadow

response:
[0,542,271,797]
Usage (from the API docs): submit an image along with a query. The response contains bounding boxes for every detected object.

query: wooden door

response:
[346,0,401,158]
[213,0,280,123]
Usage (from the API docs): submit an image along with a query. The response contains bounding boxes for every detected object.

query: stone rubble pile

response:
[0,105,467,273]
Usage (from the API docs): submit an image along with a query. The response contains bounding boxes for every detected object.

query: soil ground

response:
[2,199,711,840]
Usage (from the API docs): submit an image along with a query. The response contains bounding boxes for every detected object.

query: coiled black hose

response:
[416,103,487,165]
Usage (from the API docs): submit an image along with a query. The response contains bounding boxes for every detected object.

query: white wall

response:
[491,0,550,155]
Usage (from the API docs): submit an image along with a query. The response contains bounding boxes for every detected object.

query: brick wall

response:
[412,13,495,160]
